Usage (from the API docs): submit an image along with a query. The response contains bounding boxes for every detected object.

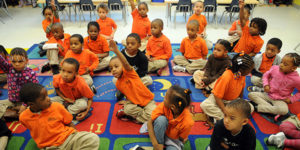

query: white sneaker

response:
[268,132,286,148]
[173,65,186,72]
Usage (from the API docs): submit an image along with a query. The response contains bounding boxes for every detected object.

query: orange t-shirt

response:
[42,16,60,39]
[179,36,208,60]
[96,17,117,36]
[212,69,246,100]
[83,35,109,54]
[64,49,99,76]
[233,25,264,55]
[228,20,249,32]
[116,68,154,106]
[53,74,94,101]
[19,102,76,148]
[259,53,276,74]
[146,34,172,60]
[151,102,194,140]
[131,9,151,39]
[46,33,71,57]
[187,14,207,34]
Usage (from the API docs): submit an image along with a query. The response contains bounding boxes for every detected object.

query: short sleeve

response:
[151,103,164,121]
[131,8,138,17]
[212,71,231,99]
[253,39,264,54]
[229,21,237,32]
[80,78,94,99]
[200,39,208,56]
[57,103,73,124]
[53,75,60,88]
[202,15,207,28]
[111,19,117,29]
[179,123,193,140]
[179,39,186,54]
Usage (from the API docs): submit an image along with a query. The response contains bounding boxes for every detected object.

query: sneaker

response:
[116,90,124,101]
[41,63,51,73]
[139,122,148,134]
[116,109,131,121]
[91,85,97,94]
[247,86,264,92]
[50,65,60,75]
[173,65,186,72]
[190,78,195,85]
[267,132,286,148]
[249,101,258,112]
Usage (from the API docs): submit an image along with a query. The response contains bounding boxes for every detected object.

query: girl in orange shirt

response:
[42,0,60,40]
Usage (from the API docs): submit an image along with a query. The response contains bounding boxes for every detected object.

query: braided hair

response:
[285,53,300,67]
[229,53,254,74]
[169,85,192,114]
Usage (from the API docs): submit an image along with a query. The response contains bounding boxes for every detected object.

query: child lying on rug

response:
[19,83,99,149]
[109,40,156,124]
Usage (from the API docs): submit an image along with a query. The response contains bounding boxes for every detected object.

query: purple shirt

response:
[0,55,39,103]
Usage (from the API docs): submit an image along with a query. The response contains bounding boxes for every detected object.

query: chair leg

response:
[174,11,176,29]
[0,17,5,24]
[219,11,225,24]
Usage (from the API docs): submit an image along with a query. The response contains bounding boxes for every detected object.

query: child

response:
[127,0,151,52]
[120,33,153,86]
[173,20,208,74]
[19,83,99,149]
[51,58,94,121]
[201,53,254,121]
[232,0,267,57]
[64,34,99,90]
[96,3,117,40]
[42,23,71,74]
[192,39,231,95]
[249,38,282,92]
[209,99,256,150]
[42,0,60,40]
[109,40,156,123]
[146,19,172,74]
[187,1,212,49]
[0,48,38,120]
[0,119,11,150]
[248,53,300,116]
[0,45,8,89]
[84,22,111,72]
[147,85,194,150]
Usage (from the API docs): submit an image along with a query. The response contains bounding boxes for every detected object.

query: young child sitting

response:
[201,53,254,121]
[96,3,117,40]
[187,1,212,49]
[42,23,70,74]
[51,58,94,121]
[249,53,300,116]
[147,85,194,150]
[232,0,267,57]
[42,0,60,40]
[126,0,151,52]
[19,83,99,149]
[109,40,156,123]
[0,48,38,120]
[173,20,208,74]
[249,38,282,92]
[84,22,111,72]
[192,39,231,96]
[0,45,8,89]
[146,19,172,75]
[209,99,256,150]
[64,34,99,91]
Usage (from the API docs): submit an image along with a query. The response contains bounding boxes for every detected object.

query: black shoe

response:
[190,78,195,85]
[116,90,124,101]
[50,65,60,75]
[249,101,258,112]
[91,85,97,94]
[41,63,51,73]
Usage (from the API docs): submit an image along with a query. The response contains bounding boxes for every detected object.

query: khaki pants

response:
[124,100,156,123]
[46,49,63,65]
[148,59,168,73]
[200,94,254,120]
[173,56,207,74]
[0,73,7,83]
[51,96,88,115]
[248,92,289,115]
[112,75,153,86]
[250,76,263,87]
[0,136,8,150]
[193,70,216,89]
[0,100,20,118]
[94,56,111,72]
[43,131,99,150]
[122,39,148,52]
[81,74,93,87]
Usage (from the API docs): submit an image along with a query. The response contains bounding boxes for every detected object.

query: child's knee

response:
[154,116,168,126]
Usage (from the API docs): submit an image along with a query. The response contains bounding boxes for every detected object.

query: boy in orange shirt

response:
[42,23,70,74]
[109,40,156,123]
[187,1,212,49]
[96,3,117,40]
[84,22,111,72]
[146,19,172,74]
[173,20,208,74]
[232,0,267,57]
[64,34,99,91]
[19,83,99,149]
[51,58,94,121]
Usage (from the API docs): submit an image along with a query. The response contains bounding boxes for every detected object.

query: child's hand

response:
[221,142,229,149]
[109,40,118,52]
[64,98,74,104]
[18,105,27,114]
[283,98,291,104]
[239,0,244,8]
[57,44,64,52]
[264,85,270,93]
[236,30,242,36]
[153,143,164,150]
[76,111,88,120]
[109,35,114,40]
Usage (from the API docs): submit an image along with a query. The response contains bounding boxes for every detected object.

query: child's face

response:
[44,8,53,21]
[187,24,198,39]
[126,37,140,55]
[223,107,248,135]
[30,88,51,112]
[213,43,228,58]
[151,22,162,37]
[265,44,280,59]
[138,4,148,17]
[61,62,77,83]
[70,37,83,54]
[193,2,204,15]
[240,63,254,76]
[11,55,28,72]
[279,56,297,74]
[98,8,107,20]
[109,59,123,78]
[249,22,259,36]
[88,25,99,41]
[52,26,64,40]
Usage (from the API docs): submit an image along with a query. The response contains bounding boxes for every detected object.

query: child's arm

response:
[215,95,226,114]
[148,120,164,150]
[76,98,93,120]
[110,28,116,40]
[55,88,75,103]
[128,0,136,12]
[248,52,256,57]
[99,34,111,40]
[97,52,109,58]
[262,66,273,93]
[239,89,244,99]
[87,51,100,73]
[239,0,246,27]
[109,40,133,71]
